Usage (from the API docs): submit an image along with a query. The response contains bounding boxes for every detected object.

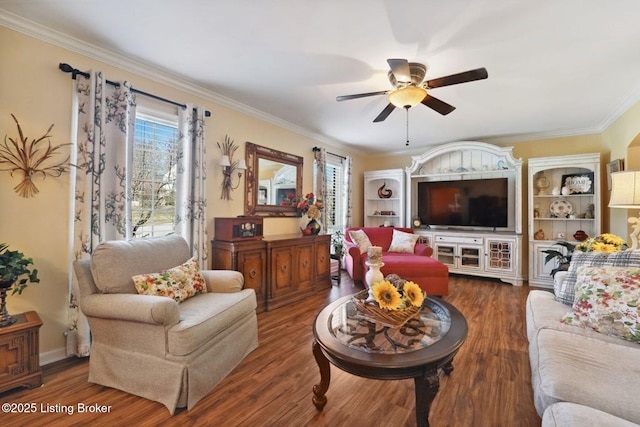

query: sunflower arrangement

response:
[371,280,425,310]
[575,233,627,253]
[352,278,426,328]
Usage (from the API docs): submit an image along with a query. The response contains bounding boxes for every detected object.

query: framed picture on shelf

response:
[606,159,624,190]
[561,172,594,194]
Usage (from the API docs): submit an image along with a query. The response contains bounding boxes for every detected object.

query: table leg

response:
[414,367,440,427]
[442,361,454,375]
[312,339,331,410]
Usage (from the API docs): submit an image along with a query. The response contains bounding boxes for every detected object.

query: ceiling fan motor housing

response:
[387,62,427,88]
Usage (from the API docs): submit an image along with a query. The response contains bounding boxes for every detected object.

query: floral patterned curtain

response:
[344,155,353,227]
[67,71,136,357]
[313,147,328,227]
[175,106,208,267]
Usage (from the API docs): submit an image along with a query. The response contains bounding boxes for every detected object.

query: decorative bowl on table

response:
[352,276,426,328]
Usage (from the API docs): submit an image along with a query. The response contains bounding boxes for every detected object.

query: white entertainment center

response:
[404,141,524,286]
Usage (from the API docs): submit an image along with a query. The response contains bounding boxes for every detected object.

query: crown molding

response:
[0,9,349,150]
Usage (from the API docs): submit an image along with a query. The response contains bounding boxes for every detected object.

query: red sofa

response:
[344,227,449,296]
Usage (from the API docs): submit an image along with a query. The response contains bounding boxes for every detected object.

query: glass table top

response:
[327,298,452,354]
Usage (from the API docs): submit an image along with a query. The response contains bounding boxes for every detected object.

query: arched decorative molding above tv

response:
[405,141,523,234]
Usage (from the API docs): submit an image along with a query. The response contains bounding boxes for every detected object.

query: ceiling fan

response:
[336,59,488,122]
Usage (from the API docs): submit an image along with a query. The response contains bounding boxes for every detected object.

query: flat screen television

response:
[417,178,509,228]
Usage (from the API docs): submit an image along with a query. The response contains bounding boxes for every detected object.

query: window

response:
[130,107,179,238]
[324,153,347,234]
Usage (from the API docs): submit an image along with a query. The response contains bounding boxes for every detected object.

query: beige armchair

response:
[73,235,258,414]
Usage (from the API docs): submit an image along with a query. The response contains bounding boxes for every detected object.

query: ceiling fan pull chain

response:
[405,106,410,146]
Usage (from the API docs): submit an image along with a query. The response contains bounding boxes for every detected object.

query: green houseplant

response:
[0,243,40,294]
[541,241,576,277]
[331,230,345,257]
[0,243,40,327]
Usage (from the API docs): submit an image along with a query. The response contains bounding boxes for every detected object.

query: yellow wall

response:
[2,24,640,362]
[0,27,366,361]
[601,100,640,238]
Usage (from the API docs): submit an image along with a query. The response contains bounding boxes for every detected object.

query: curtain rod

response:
[58,63,211,117]
[313,146,346,160]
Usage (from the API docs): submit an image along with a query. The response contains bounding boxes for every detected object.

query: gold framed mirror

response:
[245,142,303,217]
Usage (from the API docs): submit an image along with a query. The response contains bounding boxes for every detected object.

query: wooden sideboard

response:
[212,234,331,312]
[0,311,42,393]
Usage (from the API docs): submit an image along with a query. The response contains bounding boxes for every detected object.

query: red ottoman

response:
[365,252,449,296]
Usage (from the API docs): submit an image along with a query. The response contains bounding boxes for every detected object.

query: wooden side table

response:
[0,311,43,393]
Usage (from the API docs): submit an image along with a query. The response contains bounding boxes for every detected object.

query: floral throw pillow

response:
[563,265,640,344]
[132,257,207,303]
[555,250,640,306]
[388,229,419,253]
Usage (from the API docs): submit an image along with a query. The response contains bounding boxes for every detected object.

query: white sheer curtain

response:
[67,71,136,356]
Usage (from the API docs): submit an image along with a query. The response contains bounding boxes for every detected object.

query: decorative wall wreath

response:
[0,114,70,198]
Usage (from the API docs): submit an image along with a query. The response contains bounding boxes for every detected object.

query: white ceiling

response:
[2,0,640,154]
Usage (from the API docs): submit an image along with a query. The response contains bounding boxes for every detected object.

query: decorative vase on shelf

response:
[535,174,550,195]
[573,230,588,241]
[301,218,321,235]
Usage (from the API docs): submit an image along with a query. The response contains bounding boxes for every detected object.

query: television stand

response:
[414,229,524,286]
[406,141,524,286]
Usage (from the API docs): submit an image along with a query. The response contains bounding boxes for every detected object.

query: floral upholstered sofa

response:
[344,227,449,296]
[526,249,640,426]
[73,235,258,414]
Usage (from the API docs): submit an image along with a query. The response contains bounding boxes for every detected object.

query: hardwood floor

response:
[1,274,541,426]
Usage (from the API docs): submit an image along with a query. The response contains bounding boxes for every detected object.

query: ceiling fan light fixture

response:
[388,86,427,108]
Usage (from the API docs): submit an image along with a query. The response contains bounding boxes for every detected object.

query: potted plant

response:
[331,230,345,258]
[0,243,40,326]
[541,241,576,277]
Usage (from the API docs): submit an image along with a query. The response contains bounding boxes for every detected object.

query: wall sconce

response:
[217,135,246,200]
[609,170,640,249]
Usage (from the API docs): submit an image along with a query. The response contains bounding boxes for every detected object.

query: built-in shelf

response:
[528,153,601,288]
[364,169,405,227]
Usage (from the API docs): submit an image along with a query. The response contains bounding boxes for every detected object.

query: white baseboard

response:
[40,347,71,366]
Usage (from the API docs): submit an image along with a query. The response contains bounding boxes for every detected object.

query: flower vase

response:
[306,218,321,235]
[365,260,384,289]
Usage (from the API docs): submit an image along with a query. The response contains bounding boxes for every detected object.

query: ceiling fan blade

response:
[421,95,456,115]
[336,90,389,102]
[387,58,411,83]
[425,67,488,89]
[373,103,396,122]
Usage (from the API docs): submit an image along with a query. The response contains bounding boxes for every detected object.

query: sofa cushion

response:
[562,266,640,344]
[525,290,637,345]
[91,235,191,294]
[167,289,257,356]
[348,229,372,254]
[555,250,640,306]
[542,402,640,427]
[388,229,419,253]
[132,257,207,303]
[531,327,640,423]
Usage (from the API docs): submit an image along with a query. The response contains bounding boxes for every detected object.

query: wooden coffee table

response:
[312,295,467,427]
